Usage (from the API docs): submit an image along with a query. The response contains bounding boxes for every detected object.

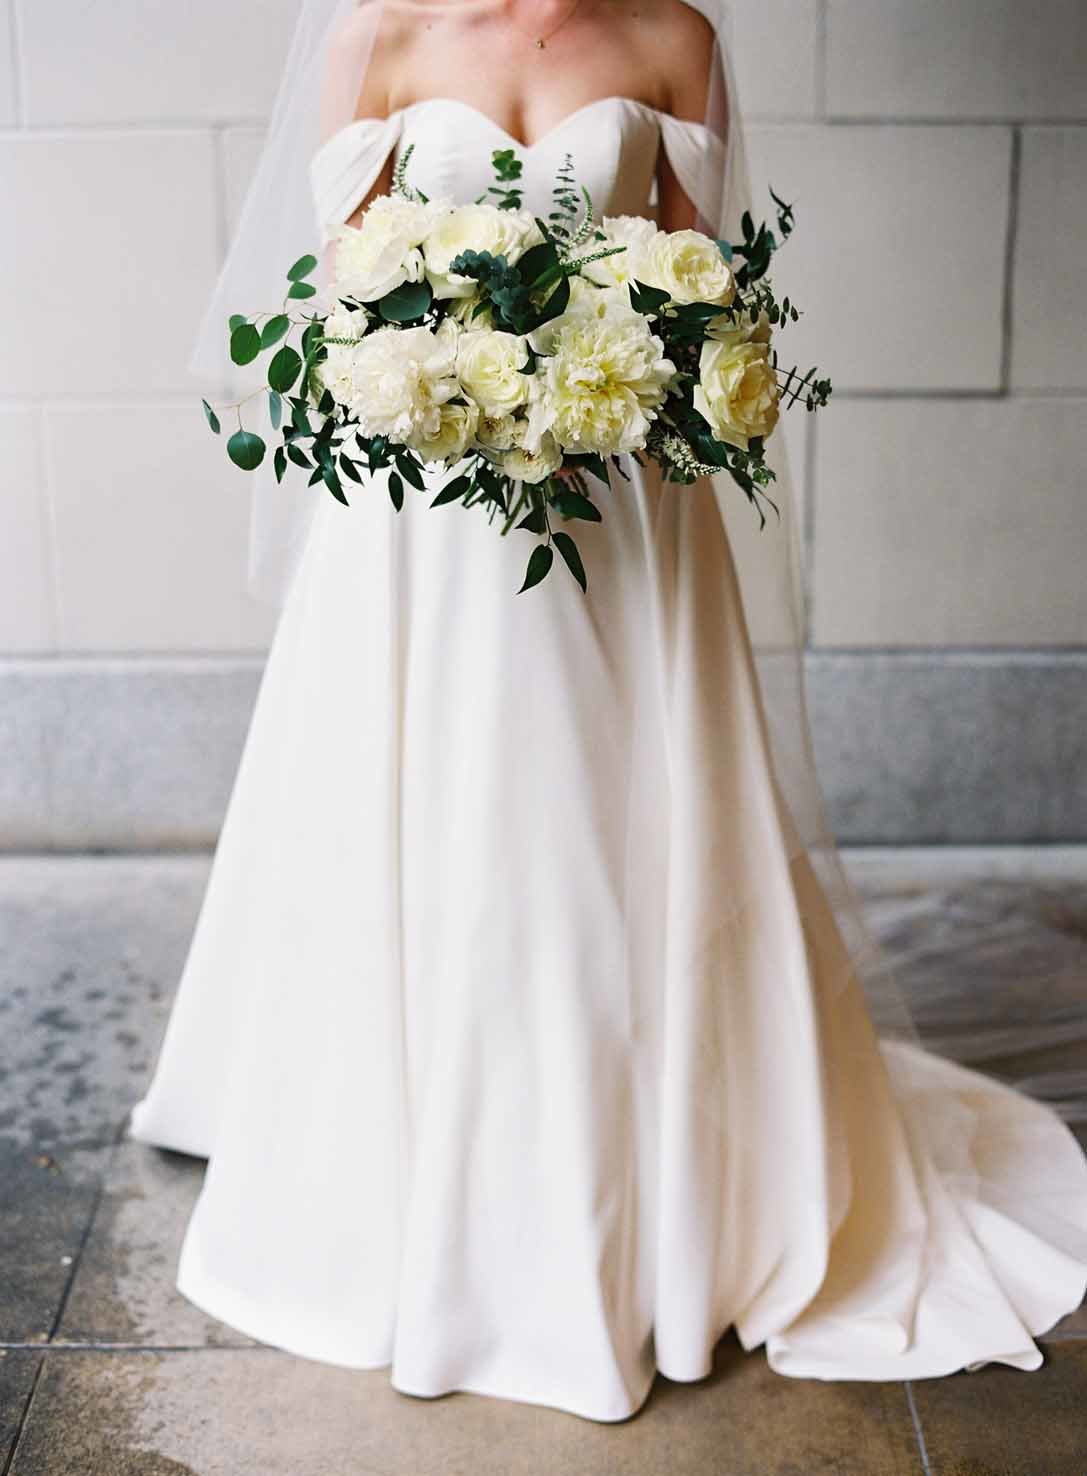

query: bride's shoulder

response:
[631,0,716,117]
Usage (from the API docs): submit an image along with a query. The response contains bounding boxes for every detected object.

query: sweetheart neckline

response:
[323,94,706,156]
[397,94,659,151]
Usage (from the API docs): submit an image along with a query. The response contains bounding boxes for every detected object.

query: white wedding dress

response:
[128,96,1087,1422]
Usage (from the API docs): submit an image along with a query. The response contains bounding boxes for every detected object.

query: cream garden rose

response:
[423,204,541,300]
[642,228,736,306]
[410,400,479,464]
[497,427,563,484]
[455,329,530,416]
[694,338,780,451]
[527,301,676,456]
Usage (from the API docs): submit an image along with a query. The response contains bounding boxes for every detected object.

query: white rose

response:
[498,429,563,484]
[705,306,772,346]
[423,203,541,300]
[347,323,460,444]
[583,215,659,291]
[409,400,479,464]
[449,291,495,330]
[473,410,521,452]
[332,217,425,304]
[526,300,677,456]
[455,328,530,416]
[693,338,780,451]
[642,228,736,306]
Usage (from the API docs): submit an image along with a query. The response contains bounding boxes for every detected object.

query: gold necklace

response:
[506,0,583,49]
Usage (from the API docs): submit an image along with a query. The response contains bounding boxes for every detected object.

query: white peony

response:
[583,215,659,291]
[423,203,541,299]
[323,305,369,341]
[565,274,631,319]
[332,217,425,304]
[526,300,677,456]
[346,321,461,444]
[694,338,780,451]
[641,228,736,306]
[455,328,530,416]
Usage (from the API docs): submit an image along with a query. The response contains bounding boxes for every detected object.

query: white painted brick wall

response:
[1,0,1084,655]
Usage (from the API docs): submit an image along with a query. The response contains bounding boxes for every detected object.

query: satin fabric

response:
[128,98,1087,1423]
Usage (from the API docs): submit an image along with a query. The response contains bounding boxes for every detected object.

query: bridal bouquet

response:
[204,147,831,592]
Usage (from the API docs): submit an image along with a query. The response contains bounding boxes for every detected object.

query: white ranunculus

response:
[455,328,530,416]
[642,228,736,306]
[499,429,563,484]
[409,400,480,464]
[423,203,541,300]
[526,300,677,456]
[694,338,780,451]
[332,216,425,305]
[583,215,659,291]
[347,323,461,444]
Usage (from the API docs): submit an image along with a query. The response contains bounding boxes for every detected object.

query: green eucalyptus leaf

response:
[268,390,282,430]
[227,429,265,471]
[228,314,248,332]
[518,542,554,593]
[339,453,363,484]
[273,445,287,484]
[268,345,303,394]
[287,443,311,469]
[321,462,349,505]
[229,323,262,366]
[552,531,587,592]
[287,280,318,301]
[261,314,291,349]
[287,253,319,282]
[388,472,404,511]
[378,279,433,323]
[201,399,221,435]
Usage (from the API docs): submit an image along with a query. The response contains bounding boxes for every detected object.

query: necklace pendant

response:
[535,36,546,48]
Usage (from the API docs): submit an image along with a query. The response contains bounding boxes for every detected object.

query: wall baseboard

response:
[1,653,1084,851]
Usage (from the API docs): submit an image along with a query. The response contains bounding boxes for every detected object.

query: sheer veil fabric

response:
[150,0,1087,1424]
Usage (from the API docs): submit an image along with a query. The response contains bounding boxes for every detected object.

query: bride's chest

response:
[395,97,662,219]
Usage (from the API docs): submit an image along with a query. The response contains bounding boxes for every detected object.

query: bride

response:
[127,0,1087,1425]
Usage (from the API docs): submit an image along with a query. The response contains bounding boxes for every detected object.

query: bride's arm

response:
[655,1,717,233]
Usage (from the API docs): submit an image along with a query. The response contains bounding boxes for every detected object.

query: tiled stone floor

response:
[1,851,1085,1475]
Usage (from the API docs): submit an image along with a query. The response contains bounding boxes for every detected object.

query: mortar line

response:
[45,1117,129,1343]
[1,1356,44,1476]
[999,126,1022,392]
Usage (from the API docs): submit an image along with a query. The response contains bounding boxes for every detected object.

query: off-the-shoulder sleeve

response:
[309,114,404,240]
[657,114,727,227]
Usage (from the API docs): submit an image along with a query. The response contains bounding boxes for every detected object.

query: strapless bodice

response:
[310,94,722,238]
